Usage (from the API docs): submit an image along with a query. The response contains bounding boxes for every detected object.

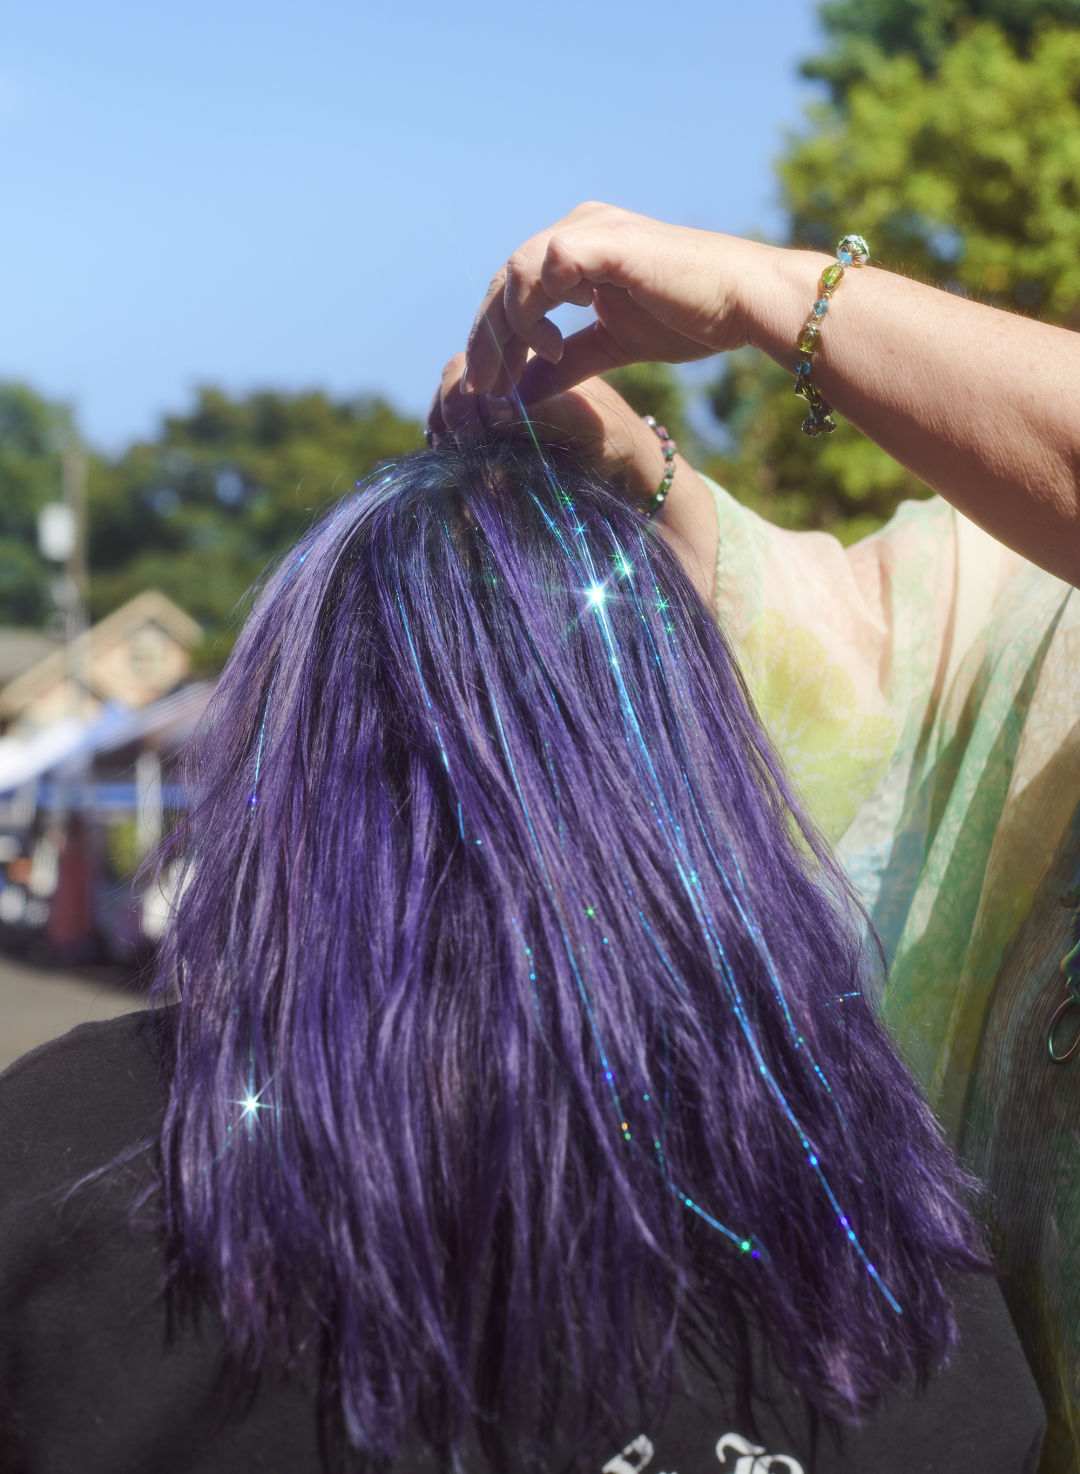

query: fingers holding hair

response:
[466,221,637,398]
[464,218,600,391]
[427,352,519,449]
[427,352,476,448]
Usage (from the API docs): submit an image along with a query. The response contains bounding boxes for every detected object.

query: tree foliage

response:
[0,384,77,627]
[86,387,421,665]
[786,23,1080,319]
[804,0,1080,96]
[705,7,1080,541]
[4,385,422,653]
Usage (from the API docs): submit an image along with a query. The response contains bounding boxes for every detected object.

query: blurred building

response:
[0,591,200,738]
[0,629,63,692]
[0,593,207,965]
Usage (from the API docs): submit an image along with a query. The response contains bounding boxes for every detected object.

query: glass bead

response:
[796,321,820,355]
[838,233,870,264]
[813,298,829,317]
[838,251,853,267]
[795,358,812,376]
[656,426,669,440]
[820,262,844,293]
[803,407,836,437]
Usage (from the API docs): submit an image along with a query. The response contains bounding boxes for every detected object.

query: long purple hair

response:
[145,433,992,1467]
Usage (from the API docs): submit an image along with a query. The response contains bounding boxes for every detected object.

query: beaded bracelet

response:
[642,415,677,515]
[794,234,870,437]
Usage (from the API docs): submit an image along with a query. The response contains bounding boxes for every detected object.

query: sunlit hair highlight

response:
[145,434,993,1470]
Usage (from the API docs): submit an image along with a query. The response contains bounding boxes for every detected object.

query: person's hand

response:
[427,354,718,606]
[460,201,772,402]
[428,352,672,512]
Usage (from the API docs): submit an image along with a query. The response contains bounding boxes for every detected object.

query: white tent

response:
[0,717,99,796]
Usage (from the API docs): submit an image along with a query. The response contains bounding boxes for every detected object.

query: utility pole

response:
[61,445,89,726]
[38,444,90,817]
[38,446,89,724]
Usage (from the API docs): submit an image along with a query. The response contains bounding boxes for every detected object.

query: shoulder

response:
[0,1008,170,1198]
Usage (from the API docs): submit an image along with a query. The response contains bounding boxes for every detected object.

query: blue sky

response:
[3,1,826,452]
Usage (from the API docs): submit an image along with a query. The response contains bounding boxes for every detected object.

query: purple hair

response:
[144,433,993,1467]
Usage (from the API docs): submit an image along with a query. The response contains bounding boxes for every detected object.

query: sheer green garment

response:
[703,476,1080,1474]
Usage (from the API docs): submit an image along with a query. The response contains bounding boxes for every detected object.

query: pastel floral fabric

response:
[704,476,1080,1473]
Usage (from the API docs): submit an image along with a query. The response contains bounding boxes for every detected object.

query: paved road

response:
[0,953,146,1073]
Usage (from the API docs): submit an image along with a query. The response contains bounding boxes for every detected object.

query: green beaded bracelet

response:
[794,234,870,437]
[642,415,677,516]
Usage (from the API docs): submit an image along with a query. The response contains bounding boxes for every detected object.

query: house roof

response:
[84,679,213,758]
[0,682,214,796]
[0,629,62,687]
[0,590,202,718]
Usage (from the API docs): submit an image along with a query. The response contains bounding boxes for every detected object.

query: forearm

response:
[621,417,717,611]
[743,242,1080,586]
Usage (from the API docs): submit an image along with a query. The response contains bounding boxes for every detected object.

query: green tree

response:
[0,384,78,626]
[786,23,1080,318]
[804,0,1080,96]
[705,10,1080,541]
[87,387,422,666]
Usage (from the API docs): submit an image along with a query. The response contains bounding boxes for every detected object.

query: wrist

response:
[656,456,717,610]
[740,243,836,369]
[629,415,717,608]
[620,416,666,507]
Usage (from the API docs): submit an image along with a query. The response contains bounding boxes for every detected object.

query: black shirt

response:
[0,1012,1046,1473]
